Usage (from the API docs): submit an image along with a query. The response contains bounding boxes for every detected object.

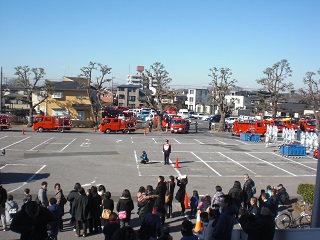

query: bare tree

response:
[14,66,53,126]
[79,62,112,124]
[209,67,237,132]
[298,70,320,127]
[140,62,172,130]
[256,59,294,118]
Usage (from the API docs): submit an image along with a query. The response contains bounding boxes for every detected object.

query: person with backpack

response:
[277,184,289,205]
[243,174,255,209]
[5,194,18,223]
[54,183,67,231]
[211,186,225,208]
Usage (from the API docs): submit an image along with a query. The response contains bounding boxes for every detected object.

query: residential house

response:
[39,77,95,120]
[3,85,29,115]
[185,88,211,114]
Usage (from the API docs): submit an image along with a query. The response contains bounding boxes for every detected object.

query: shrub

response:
[71,120,95,128]
[297,183,315,204]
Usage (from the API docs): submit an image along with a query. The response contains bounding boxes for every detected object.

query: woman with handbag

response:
[165,175,175,218]
[175,176,188,216]
[54,183,67,231]
[116,189,134,228]
[101,191,114,227]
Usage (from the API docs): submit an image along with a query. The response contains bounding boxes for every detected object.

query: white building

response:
[185,88,211,113]
[126,74,143,86]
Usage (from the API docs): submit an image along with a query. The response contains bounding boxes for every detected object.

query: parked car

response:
[193,113,205,119]
[225,117,238,125]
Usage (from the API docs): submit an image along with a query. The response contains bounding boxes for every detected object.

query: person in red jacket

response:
[163,139,171,165]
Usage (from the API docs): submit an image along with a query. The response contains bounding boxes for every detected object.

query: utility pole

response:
[0,67,2,113]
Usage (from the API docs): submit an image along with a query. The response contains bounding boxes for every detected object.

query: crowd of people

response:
[0,173,290,240]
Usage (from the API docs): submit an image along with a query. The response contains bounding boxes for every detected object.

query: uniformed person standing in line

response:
[163,139,171,165]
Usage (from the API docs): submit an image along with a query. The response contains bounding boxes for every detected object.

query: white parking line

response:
[60,138,76,152]
[173,138,181,144]
[0,136,8,140]
[134,150,142,176]
[246,153,296,176]
[152,138,157,144]
[0,136,31,150]
[7,164,46,193]
[169,158,183,177]
[272,152,317,171]
[194,139,204,144]
[191,152,221,176]
[235,139,249,145]
[218,152,256,174]
[213,139,227,145]
[28,137,54,151]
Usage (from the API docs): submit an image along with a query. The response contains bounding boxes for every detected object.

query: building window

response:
[189,90,194,94]
[128,88,136,93]
[76,93,84,100]
[52,92,63,98]
[118,88,124,91]
[119,95,125,99]
[189,97,194,103]
[129,96,136,101]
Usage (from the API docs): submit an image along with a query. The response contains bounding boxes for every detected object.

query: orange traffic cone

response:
[193,210,202,233]
[174,157,179,168]
[22,129,25,135]
[184,192,189,209]
[144,129,146,136]
[94,126,97,132]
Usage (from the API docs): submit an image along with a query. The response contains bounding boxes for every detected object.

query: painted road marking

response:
[134,150,142,176]
[218,152,256,174]
[194,139,204,144]
[0,136,31,150]
[272,152,317,171]
[60,138,76,152]
[81,139,91,147]
[246,153,296,176]
[28,137,54,151]
[191,152,222,176]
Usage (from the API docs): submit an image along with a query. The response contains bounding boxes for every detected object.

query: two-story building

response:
[185,88,211,114]
[117,84,143,109]
[40,77,95,120]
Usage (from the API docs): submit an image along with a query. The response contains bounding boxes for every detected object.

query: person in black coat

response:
[165,175,175,218]
[248,197,259,215]
[67,182,81,229]
[175,176,188,216]
[154,176,167,224]
[101,191,114,226]
[89,186,102,234]
[10,201,55,240]
[71,187,90,237]
[103,212,120,240]
[116,189,134,228]
[243,174,255,209]
[228,180,243,217]
[239,206,276,240]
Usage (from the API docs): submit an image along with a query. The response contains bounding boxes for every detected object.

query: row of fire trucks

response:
[232,118,317,136]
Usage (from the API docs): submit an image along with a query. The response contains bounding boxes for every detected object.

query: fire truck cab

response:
[300,119,317,132]
[0,114,10,130]
[99,117,136,134]
[281,118,300,131]
[33,116,72,132]
[170,117,190,133]
[232,120,266,136]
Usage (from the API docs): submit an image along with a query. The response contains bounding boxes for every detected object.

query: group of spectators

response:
[0,173,290,240]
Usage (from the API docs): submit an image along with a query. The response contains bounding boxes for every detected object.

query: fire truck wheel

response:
[59,128,64,133]
[125,129,130,134]
[0,128,3,131]
[38,127,44,132]
[105,129,111,134]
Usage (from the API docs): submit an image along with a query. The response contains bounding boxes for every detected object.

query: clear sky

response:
[1,0,319,90]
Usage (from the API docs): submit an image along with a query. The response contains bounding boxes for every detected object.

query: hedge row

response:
[297,183,315,204]
[71,120,95,128]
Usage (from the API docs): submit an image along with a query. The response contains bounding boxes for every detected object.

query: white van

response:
[177,109,189,119]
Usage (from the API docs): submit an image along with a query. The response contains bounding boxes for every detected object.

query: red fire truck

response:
[170,116,190,133]
[232,120,267,136]
[0,114,11,130]
[99,117,136,134]
[32,116,72,132]
[299,119,317,132]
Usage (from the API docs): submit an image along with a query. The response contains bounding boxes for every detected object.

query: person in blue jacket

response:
[140,151,149,164]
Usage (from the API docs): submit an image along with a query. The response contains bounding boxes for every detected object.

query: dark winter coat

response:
[91,193,102,218]
[228,184,244,207]
[10,201,55,240]
[103,220,120,240]
[116,197,134,222]
[139,213,162,239]
[0,186,7,208]
[154,181,167,207]
[211,205,238,240]
[166,181,175,205]
[175,178,187,202]
[243,178,255,203]
[54,189,66,215]
[102,198,114,212]
[67,189,79,213]
[138,194,155,220]
[248,204,259,215]
[72,193,90,221]
[47,203,61,233]
[239,213,275,240]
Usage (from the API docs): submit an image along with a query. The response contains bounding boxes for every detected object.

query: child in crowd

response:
[197,212,209,240]
[6,194,18,223]
[47,198,61,240]
[180,220,198,240]
[198,194,211,213]
[22,188,32,205]
[190,190,199,218]
[140,151,149,164]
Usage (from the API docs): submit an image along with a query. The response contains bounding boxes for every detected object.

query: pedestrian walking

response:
[5,194,18,223]
[163,139,171,165]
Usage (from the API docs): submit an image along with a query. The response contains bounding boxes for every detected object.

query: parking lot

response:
[0,126,318,239]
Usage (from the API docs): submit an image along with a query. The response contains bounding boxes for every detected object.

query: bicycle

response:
[275,205,312,229]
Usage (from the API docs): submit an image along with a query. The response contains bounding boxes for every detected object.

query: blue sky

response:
[1,0,319,90]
